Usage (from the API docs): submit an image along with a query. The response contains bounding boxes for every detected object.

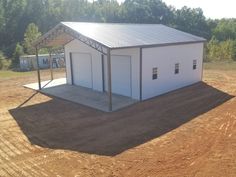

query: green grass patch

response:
[204,61,236,70]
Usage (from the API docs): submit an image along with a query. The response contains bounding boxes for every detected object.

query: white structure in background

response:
[33,22,206,111]
[20,53,65,71]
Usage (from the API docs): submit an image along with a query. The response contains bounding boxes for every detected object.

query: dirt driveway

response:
[0,68,236,177]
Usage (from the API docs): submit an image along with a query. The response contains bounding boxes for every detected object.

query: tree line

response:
[0,0,236,68]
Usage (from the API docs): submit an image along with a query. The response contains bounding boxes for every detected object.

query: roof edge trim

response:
[110,40,206,50]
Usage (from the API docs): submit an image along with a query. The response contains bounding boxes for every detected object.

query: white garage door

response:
[111,55,131,97]
[72,53,92,88]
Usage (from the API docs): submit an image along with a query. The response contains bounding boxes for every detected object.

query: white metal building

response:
[33,22,206,111]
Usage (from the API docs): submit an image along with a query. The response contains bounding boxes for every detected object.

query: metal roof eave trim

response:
[109,40,207,50]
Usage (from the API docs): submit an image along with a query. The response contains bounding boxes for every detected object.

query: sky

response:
[117,0,236,19]
[163,0,236,19]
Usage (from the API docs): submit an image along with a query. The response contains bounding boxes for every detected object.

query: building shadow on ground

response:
[9,82,234,156]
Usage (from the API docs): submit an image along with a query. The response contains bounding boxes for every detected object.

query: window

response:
[193,60,197,70]
[175,63,179,74]
[23,59,27,64]
[152,67,158,80]
[43,58,49,65]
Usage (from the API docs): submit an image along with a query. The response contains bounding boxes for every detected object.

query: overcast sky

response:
[116,0,236,19]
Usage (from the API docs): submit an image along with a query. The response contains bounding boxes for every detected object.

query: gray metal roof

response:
[61,22,206,49]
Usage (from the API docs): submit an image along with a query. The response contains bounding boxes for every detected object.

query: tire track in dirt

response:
[192,110,236,177]
[0,150,63,176]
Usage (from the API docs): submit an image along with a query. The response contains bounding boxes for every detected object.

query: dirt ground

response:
[0,67,236,177]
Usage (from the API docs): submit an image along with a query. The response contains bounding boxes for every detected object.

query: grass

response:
[204,61,236,70]
[0,70,33,79]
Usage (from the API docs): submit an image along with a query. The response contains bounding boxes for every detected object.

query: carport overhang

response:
[33,23,113,111]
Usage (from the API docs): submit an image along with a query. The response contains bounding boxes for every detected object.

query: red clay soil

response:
[0,69,236,177]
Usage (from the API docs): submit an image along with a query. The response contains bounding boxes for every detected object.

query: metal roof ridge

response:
[61,21,165,26]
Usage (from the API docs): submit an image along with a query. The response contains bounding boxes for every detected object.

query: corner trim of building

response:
[139,47,143,101]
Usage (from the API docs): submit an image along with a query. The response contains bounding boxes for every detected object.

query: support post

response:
[63,46,68,79]
[139,48,142,101]
[49,50,53,80]
[201,43,206,81]
[35,47,41,90]
[101,54,105,92]
[107,48,112,111]
[69,52,74,85]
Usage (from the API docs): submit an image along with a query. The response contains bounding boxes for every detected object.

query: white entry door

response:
[111,55,131,97]
[72,53,92,88]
